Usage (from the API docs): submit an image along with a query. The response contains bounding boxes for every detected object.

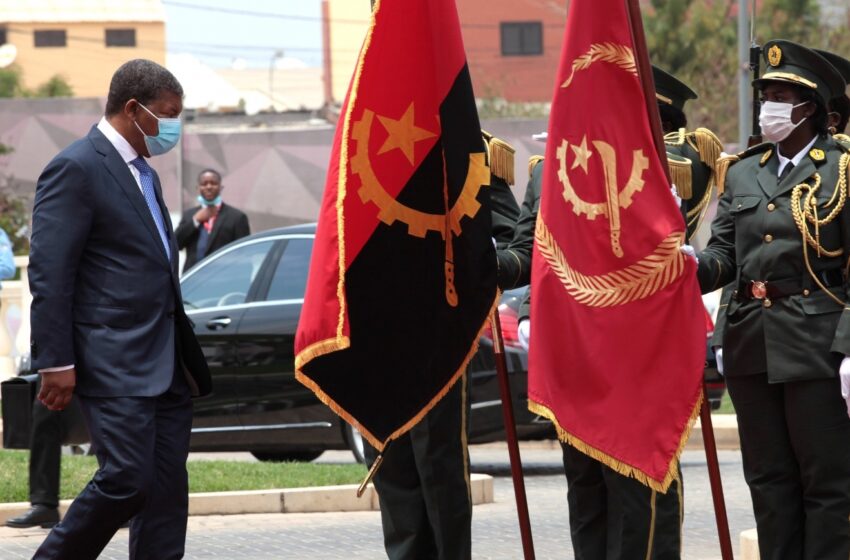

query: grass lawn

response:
[0,450,366,504]
[713,391,735,415]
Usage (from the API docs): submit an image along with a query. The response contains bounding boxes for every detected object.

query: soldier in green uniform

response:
[364,132,519,560]
[692,40,850,558]
[713,48,850,374]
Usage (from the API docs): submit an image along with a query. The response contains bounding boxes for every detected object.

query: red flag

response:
[294,0,496,450]
[529,0,706,491]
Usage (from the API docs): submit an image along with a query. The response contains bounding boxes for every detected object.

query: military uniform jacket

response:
[497,158,542,291]
[697,135,850,382]
[665,128,723,242]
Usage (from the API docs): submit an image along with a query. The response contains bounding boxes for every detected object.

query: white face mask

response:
[759,101,808,143]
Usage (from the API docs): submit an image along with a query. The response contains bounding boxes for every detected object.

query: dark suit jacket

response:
[175,203,250,273]
[29,126,211,398]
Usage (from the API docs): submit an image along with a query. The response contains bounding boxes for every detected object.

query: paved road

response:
[0,445,754,559]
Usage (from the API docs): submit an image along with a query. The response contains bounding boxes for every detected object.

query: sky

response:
[162,0,331,69]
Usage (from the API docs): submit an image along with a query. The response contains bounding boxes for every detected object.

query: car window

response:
[182,240,274,310]
[266,237,313,301]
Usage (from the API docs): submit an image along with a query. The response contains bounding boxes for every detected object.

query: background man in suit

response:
[175,168,250,274]
[28,58,211,560]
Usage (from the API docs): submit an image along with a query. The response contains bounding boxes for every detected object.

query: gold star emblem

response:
[376,103,437,166]
[571,135,593,174]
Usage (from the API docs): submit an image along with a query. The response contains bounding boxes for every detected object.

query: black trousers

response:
[562,443,682,560]
[365,375,471,560]
[727,373,850,559]
[29,397,62,509]
[33,373,192,560]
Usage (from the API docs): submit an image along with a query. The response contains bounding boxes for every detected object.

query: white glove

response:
[839,357,850,419]
[680,244,698,264]
[714,347,724,376]
[517,319,530,351]
[670,183,682,207]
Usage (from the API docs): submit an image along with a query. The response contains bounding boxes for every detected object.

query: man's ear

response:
[123,98,139,119]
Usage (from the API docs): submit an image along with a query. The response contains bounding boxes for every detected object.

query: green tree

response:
[643,0,823,146]
[32,74,73,98]
[0,191,30,255]
[0,65,25,98]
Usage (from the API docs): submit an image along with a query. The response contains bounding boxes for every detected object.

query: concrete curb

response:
[684,414,739,450]
[0,473,494,523]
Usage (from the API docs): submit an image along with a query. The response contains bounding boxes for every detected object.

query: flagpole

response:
[490,310,536,560]
[698,386,735,559]
[625,2,734,558]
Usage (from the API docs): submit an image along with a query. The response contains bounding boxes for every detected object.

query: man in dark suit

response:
[28,58,211,560]
[175,169,250,274]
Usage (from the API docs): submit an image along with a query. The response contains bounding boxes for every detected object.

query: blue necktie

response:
[130,157,171,261]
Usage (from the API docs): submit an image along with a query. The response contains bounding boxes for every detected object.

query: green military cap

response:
[754,39,846,105]
[813,49,850,96]
[652,65,698,110]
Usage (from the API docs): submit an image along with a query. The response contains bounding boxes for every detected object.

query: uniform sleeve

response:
[710,283,735,349]
[29,156,94,370]
[496,161,542,290]
[696,187,736,294]
[489,175,520,248]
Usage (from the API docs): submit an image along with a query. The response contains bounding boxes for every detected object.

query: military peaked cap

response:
[754,39,846,105]
[652,66,698,111]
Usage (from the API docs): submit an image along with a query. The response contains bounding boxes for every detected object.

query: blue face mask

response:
[197,194,222,207]
[135,102,181,156]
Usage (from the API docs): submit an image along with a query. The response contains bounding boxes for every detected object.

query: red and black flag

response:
[295,0,496,450]
[528,0,706,490]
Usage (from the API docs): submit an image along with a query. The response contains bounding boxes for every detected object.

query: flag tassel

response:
[357,445,387,498]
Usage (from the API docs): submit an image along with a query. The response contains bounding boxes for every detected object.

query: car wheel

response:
[344,423,367,464]
[250,450,323,462]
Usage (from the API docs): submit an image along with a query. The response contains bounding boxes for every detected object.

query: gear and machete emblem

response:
[350,104,490,306]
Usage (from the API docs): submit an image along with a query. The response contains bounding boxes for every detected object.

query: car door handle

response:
[206,317,232,330]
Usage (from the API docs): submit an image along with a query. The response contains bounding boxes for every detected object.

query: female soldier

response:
[694,40,850,558]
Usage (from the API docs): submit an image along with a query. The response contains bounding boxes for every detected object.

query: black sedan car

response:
[6,224,724,461]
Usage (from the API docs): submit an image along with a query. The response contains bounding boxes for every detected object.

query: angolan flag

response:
[295,0,496,450]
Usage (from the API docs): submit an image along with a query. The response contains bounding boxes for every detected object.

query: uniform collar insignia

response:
[809,148,826,162]
[760,149,773,166]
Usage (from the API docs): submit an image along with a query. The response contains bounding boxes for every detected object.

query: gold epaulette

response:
[528,155,544,178]
[666,152,692,200]
[691,128,724,176]
[835,133,850,151]
[664,128,687,147]
[482,130,515,186]
[715,154,739,195]
[716,142,772,194]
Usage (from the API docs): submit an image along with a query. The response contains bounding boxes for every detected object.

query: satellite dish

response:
[0,44,17,68]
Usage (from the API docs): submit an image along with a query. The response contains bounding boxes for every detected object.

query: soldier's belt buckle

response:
[750,281,768,300]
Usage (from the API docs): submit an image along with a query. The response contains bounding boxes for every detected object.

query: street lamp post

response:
[268,49,284,112]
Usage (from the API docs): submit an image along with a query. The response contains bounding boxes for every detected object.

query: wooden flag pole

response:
[490,310,536,560]
[625,2,734,558]
[699,385,735,559]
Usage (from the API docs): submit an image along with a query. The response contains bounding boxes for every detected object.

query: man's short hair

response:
[105,59,183,116]
[197,168,222,183]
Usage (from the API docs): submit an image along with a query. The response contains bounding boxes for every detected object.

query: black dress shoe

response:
[5,505,60,528]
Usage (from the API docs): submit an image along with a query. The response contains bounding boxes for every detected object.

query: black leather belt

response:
[737,269,844,301]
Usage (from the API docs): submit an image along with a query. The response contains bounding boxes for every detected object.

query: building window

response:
[500,22,543,56]
[0,28,6,45]
[34,30,67,48]
[105,28,136,47]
